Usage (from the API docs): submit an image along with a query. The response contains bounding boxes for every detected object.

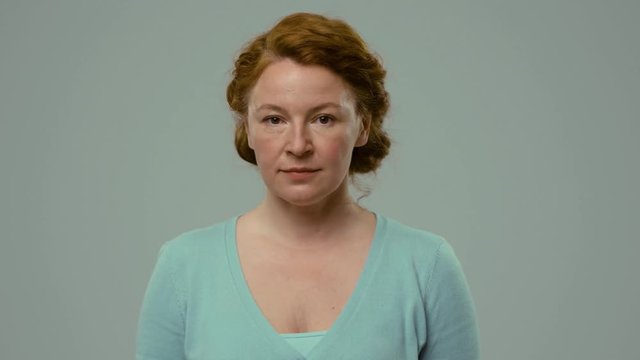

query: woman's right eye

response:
[264,116,282,125]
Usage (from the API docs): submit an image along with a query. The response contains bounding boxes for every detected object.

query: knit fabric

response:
[136,214,479,359]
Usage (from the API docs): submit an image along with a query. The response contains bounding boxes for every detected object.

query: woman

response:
[136,12,479,360]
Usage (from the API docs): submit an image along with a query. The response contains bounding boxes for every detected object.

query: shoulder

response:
[378,214,447,254]
[376,214,463,286]
[158,217,236,264]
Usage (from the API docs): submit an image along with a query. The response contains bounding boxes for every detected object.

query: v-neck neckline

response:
[225,213,387,359]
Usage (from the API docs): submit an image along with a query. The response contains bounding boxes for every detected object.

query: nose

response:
[285,122,313,157]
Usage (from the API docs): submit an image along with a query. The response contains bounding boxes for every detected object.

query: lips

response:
[281,167,319,173]
[280,167,320,180]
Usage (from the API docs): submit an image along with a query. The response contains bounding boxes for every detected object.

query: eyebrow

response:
[254,102,344,116]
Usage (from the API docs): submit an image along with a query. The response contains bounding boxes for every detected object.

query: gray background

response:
[1,0,638,359]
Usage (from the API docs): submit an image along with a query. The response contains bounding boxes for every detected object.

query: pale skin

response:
[236,58,377,334]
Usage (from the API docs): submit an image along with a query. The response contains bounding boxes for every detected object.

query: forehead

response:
[249,59,354,110]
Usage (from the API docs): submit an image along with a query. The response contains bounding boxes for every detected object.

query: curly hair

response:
[226,12,391,174]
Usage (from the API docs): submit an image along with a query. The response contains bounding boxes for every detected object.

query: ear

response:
[354,115,371,147]
[243,118,254,150]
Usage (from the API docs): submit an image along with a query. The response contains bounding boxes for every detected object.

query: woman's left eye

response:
[315,115,333,125]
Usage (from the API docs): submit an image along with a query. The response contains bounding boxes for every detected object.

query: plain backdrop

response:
[1,0,638,359]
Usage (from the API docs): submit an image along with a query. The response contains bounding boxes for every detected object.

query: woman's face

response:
[246,58,368,207]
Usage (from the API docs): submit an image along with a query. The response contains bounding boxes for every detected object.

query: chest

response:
[183,237,428,360]
[240,247,368,333]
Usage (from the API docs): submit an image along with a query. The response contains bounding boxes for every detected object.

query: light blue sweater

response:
[136,214,480,359]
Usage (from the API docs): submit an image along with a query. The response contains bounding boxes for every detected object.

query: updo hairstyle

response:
[226,12,391,174]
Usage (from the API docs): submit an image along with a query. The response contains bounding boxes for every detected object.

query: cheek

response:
[325,137,355,165]
[250,135,279,165]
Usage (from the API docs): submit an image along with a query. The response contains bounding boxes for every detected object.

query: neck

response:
[253,182,368,247]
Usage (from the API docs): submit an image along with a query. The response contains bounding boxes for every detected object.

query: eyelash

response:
[261,115,335,125]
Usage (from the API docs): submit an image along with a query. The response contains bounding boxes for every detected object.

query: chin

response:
[278,192,326,207]
[272,185,342,208]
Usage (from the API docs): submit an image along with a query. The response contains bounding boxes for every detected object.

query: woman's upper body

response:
[136,214,479,360]
[136,12,479,359]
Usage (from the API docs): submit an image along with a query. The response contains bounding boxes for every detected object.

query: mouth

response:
[281,167,320,173]
[280,168,320,180]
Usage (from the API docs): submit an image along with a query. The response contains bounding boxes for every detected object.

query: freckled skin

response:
[245,59,369,208]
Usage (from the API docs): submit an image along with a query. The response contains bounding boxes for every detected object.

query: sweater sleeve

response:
[136,242,186,360]
[420,241,480,360]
